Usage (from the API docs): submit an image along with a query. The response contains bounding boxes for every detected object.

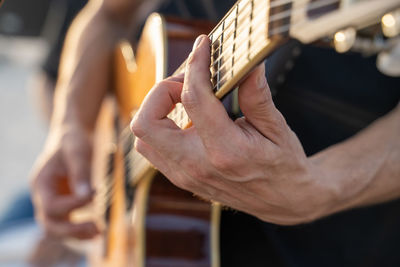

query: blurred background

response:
[0,0,83,265]
[0,0,49,214]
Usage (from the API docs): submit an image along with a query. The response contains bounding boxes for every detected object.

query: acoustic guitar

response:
[70,0,400,266]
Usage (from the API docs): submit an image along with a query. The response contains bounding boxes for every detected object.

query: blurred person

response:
[0,0,87,226]
[30,0,400,266]
[33,0,88,122]
[0,0,88,265]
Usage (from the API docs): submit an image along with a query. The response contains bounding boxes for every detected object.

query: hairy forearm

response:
[50,0,139,134]
[311,104,400,216]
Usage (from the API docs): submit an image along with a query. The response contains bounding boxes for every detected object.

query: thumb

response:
[238,63,288,144]
[64,147,93,199]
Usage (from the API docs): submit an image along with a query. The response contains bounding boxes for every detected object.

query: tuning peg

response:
[334,27,356,53]
[377,38,400,77]
[382,9,400,38]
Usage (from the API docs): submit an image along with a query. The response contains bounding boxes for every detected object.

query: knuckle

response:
[174,176,194,191]
[130,115,149,139]
[153,80,169,91]
[266,149,284,167]
[270,117,289,140]
[134,139,146,155]
[187,51,199,66]
[209,151,234,172]
[181,86,198,111]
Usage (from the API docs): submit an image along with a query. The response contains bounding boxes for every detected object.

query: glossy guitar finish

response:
[86,14,221,267]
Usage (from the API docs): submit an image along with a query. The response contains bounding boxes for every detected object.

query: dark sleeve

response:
[42,0,88,82]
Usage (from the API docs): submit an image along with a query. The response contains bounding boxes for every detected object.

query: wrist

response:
[46,119,93,150]
[299,158,342,223]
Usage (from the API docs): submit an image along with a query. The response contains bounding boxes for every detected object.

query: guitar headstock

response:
[289,0,399,43]
[288,0,400,76]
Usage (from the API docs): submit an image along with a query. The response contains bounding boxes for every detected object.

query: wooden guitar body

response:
[84,14,220,267]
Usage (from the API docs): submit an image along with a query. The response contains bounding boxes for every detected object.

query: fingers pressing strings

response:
[181,35,238,149]
[238,63,289,145]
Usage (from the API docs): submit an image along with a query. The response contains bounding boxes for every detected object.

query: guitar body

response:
[84,14,220,267]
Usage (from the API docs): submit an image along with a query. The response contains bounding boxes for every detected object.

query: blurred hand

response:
[130,35,337,225]
[31,127,99,239]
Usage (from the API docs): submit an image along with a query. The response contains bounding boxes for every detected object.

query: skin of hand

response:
[31,127,98,239]
[130,35,339,225]
[31,0,144,238]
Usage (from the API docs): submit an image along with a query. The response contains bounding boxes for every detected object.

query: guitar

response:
[71,0,400,266]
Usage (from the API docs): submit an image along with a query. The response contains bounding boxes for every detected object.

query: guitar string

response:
[211,25,291,92]
[98,0,342,205]
[209,9,280,81]
[208,0,302,45]
[209,0,307,60]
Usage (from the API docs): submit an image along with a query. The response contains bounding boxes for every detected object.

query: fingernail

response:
[193,35,205,51]
[257,65,267,88]
[75,182,91,198]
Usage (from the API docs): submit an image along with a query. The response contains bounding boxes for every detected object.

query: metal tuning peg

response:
[377,38,400,77]
[382,9,400,38]
[334,27,356,53]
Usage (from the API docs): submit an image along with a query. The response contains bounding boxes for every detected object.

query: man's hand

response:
[31,127,99,239]
[130,35,338,225]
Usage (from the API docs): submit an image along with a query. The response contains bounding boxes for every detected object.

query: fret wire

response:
[212,24,291,92]
[210,4,269,70]
[210,0,263,57]
[212,28,270,91]
[231,4,239,78]
[248,0,254,63]
[209,0,294,45]
[210,14,268,82]
[209,0,250,46]
[210,4,266,75]
[216,19,225,91]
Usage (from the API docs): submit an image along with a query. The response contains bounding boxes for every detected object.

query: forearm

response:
[311,104,400,216]
[50,0,139,134]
